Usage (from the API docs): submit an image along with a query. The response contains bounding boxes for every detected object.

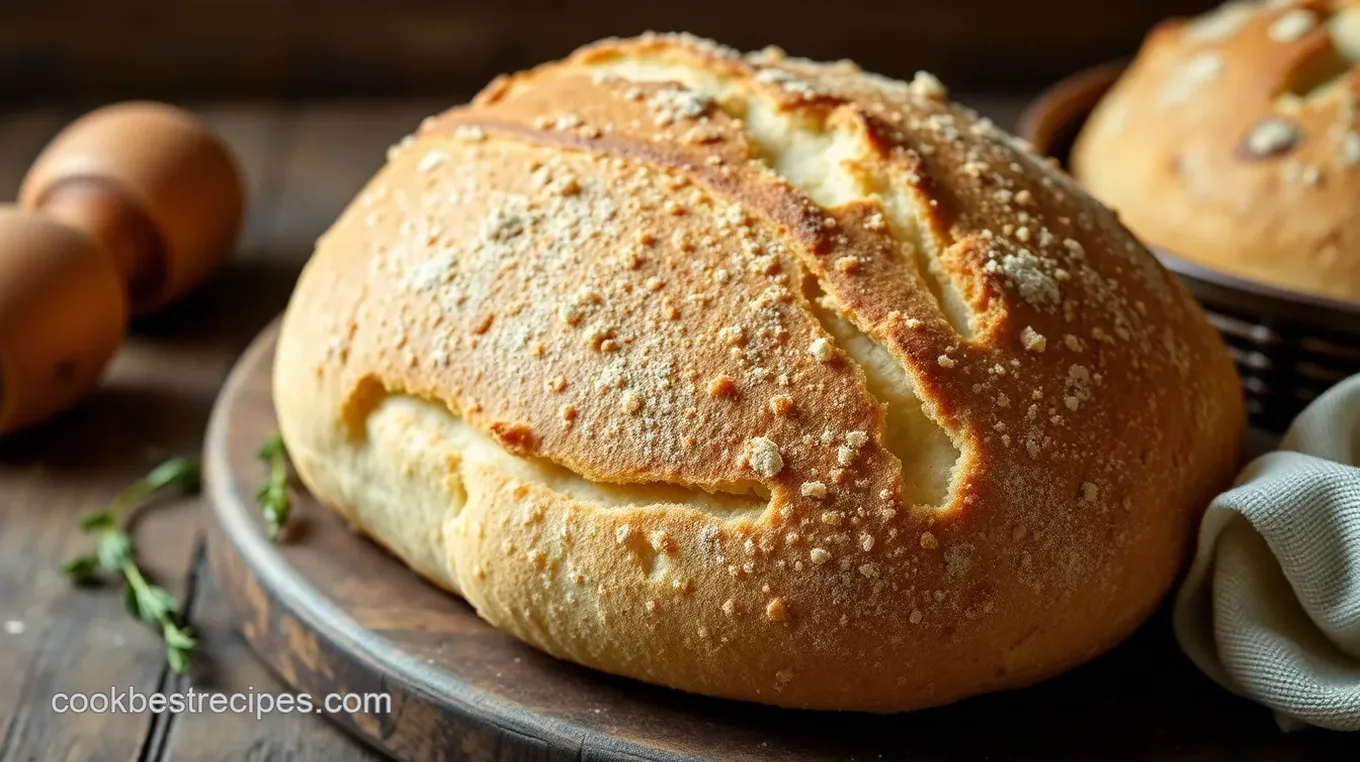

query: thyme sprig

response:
[255,432,291,542]
[63,458,201,673]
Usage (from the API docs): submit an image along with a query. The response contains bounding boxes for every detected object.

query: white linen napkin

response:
[1174,374,1360,732]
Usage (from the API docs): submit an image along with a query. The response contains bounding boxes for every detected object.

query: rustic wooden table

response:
[2,94,1272,762]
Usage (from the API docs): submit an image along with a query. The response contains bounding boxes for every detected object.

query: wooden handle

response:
[0,207,126,435]
[0,102,244,435]
[18,102,245,313]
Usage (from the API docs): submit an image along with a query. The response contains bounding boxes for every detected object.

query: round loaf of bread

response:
[1072,0,1360,302]
[274,33,1245,712]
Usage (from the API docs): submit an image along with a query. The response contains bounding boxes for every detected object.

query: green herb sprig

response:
[255,432,291,542]
[63,457,201,673]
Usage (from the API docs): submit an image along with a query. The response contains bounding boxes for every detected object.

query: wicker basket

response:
[1019,63,1360,432]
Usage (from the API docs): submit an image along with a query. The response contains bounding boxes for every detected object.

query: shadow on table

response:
[134,254,305,348]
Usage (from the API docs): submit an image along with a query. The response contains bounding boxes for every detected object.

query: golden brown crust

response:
[274,33,1245,711]
[1073,0,1360,302]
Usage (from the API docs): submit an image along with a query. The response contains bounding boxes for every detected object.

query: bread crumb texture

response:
[1072,0,1360,301]
[274,32,1245,712]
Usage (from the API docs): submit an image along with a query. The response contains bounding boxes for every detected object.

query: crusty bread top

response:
[277,33,1244,709]
[1073,0,1360,302]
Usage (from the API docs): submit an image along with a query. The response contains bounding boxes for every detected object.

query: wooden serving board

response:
[204,323,1352,762]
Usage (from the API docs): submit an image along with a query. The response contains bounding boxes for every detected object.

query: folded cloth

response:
[1175,374,1360,732]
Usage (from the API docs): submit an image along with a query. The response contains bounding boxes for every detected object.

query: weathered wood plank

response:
[156,570,382,762]
[0,103,283,762]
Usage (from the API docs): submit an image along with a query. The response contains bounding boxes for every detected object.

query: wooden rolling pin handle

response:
[0,208,126,436]
[18,102,245,314]
[0,102,244,436]
[28,176,165,308]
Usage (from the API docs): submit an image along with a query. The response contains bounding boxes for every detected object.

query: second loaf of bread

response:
[274,34,1245,712]
[1072,0,1360,302]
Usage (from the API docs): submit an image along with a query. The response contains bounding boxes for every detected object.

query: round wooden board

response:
[204,323,1353,762]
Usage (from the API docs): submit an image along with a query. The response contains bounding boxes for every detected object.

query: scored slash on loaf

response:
[273,33,1244,712]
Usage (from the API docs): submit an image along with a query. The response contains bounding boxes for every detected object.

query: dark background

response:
[2,3,1354,762]
[1,0,1222,100]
